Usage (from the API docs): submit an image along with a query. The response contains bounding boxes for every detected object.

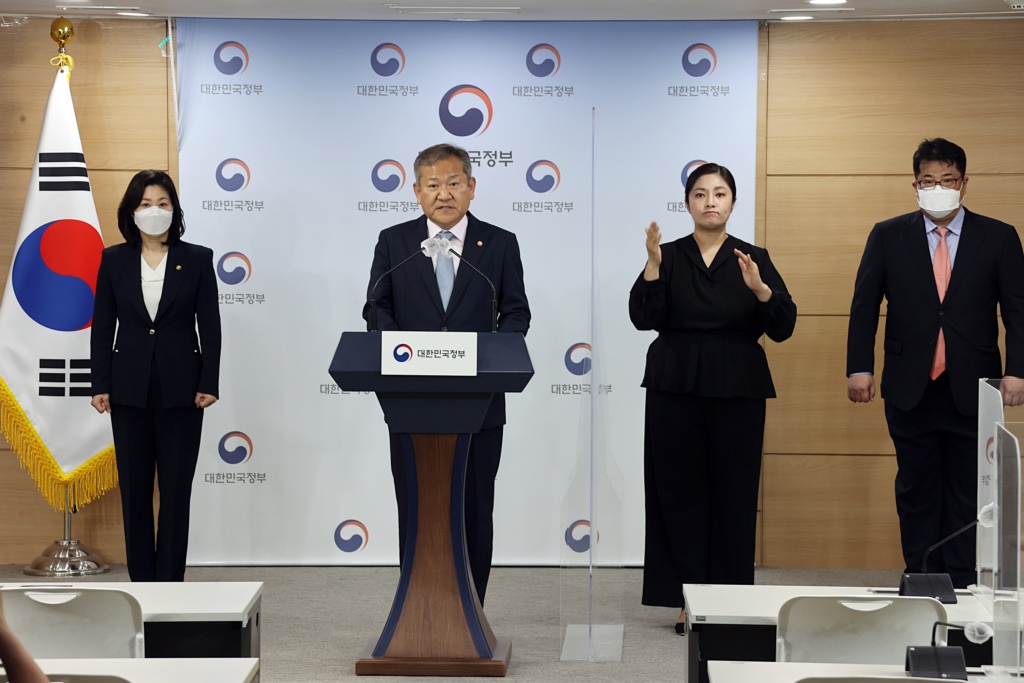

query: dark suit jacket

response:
[847,208,1024,415]
[91,241,222,409]
[362,212,531,427]
[629,234,796,399]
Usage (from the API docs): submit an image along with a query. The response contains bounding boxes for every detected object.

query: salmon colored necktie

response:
[931,227,950,380]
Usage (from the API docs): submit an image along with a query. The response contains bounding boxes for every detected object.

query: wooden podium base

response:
[356,638,511,677]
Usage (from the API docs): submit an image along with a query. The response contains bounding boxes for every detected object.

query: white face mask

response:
[134,206,173,236]
[917,185,962,219]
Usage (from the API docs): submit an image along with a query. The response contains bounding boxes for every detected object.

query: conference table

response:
[1,581,263,658]
[684,584,992,683]
[708,660,986,682]
[0,657,260,683]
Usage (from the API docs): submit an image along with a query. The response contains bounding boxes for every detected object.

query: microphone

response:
[899,503,996,604]
[367,238,436,332]
[905,620,991,680]
[921,502,996,572]
[436,236,498,333]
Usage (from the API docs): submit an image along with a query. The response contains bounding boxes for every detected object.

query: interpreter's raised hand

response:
[644,221,663,281]
[734,249,772,302]
[1001,376,1024,407]
[195,393,218,409]
[847,374,876,403]
[90,394,111,414]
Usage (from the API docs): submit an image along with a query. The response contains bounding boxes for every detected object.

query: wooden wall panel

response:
[766,20,1024,176]
[765,315,893,455]
[0,18,168,170]
[762,453,903,569]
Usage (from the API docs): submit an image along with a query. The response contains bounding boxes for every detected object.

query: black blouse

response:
[629,234,796,399]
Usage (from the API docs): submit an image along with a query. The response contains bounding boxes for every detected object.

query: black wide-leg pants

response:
[111,363,203,582]
[642,389,765,607]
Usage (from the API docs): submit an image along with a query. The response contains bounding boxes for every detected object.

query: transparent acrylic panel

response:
[984,422,1023,681]
[558,108,625,662]
[977,378,1006,607]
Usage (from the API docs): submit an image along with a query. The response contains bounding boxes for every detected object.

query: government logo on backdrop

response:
[335,519,369,552]
[564,343,592,376]
[216,158,251,192]
[526,160,560,193]
[371,43,405,77]
[218,431,254,465]
[526,43,561,77]
[12,219,103,332]
[372,160,406,193]
[682,43,717,77]
[565,519,595,553]
[439,84,493,137]
[681,159,708,185]
[216,252,252,285]
[214,41,249,75]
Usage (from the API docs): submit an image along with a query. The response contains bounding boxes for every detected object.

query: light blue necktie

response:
[436,230,455,311]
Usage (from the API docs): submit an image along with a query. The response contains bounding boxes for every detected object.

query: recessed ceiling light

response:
[808,0,847,4]
[781,15,814,20]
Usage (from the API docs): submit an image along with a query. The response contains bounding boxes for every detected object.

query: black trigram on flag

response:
[38,152,90,192]
[38,358,92,397]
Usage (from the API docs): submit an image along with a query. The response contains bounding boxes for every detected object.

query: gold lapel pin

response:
[477,240,483,247]
[175,265,182,270]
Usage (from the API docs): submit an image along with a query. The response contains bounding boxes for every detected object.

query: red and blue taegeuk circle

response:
[12,219,103,332]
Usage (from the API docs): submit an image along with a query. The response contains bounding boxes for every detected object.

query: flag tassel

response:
[0,376,116,512]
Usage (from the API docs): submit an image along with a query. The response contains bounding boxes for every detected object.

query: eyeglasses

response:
[916,177,963,190]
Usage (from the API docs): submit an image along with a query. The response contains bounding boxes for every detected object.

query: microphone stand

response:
[367,245,430,331]
[443,246,498,333]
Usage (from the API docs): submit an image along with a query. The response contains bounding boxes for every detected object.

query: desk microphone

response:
[437,236,498,333]
[905,620,992,680]
[367,238,437,332]
[900,503,996,604]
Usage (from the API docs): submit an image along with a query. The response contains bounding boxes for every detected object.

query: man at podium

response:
[362,143,531,603]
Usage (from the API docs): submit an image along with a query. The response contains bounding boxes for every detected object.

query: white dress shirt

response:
[140,253,166,322]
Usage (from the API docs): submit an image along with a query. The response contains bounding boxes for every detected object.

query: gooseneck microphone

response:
[921,502,996,572]
[437,236,498,332]
[368,238,438,332]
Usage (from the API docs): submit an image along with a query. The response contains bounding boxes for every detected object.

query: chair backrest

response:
[776,595,946,664]
[0,677,131,683]
[0,586,145,658]
[795,677,952,683]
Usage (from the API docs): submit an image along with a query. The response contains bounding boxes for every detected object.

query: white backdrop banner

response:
[175,19,759,565]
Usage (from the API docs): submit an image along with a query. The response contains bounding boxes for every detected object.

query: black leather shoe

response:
[675,620,687,636]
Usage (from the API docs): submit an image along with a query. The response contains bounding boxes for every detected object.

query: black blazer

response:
[847,208,1024,415]
[91,241,222,409]
[629,234,796,399]
[362,212,531,427]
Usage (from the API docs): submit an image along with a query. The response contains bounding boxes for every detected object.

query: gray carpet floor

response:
[0,564,902,682]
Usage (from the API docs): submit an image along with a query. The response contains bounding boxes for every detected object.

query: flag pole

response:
[19,17,110,577]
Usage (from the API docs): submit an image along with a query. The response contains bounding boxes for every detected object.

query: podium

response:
[329,331,533,677]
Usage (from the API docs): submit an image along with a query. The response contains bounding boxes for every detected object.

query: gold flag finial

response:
[49,17,75,74]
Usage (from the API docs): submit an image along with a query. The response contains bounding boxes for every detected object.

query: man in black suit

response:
[847,138,1024,587]
[362,143,530,603]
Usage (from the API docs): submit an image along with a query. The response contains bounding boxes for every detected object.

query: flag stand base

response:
[23,539,110,577]
[23,501,110,576]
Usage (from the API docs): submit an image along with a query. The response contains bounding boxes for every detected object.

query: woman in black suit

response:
[629,163,796,632]
[90,170,221,582]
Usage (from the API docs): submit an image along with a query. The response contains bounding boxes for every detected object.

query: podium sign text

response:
[380,331,477,376]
